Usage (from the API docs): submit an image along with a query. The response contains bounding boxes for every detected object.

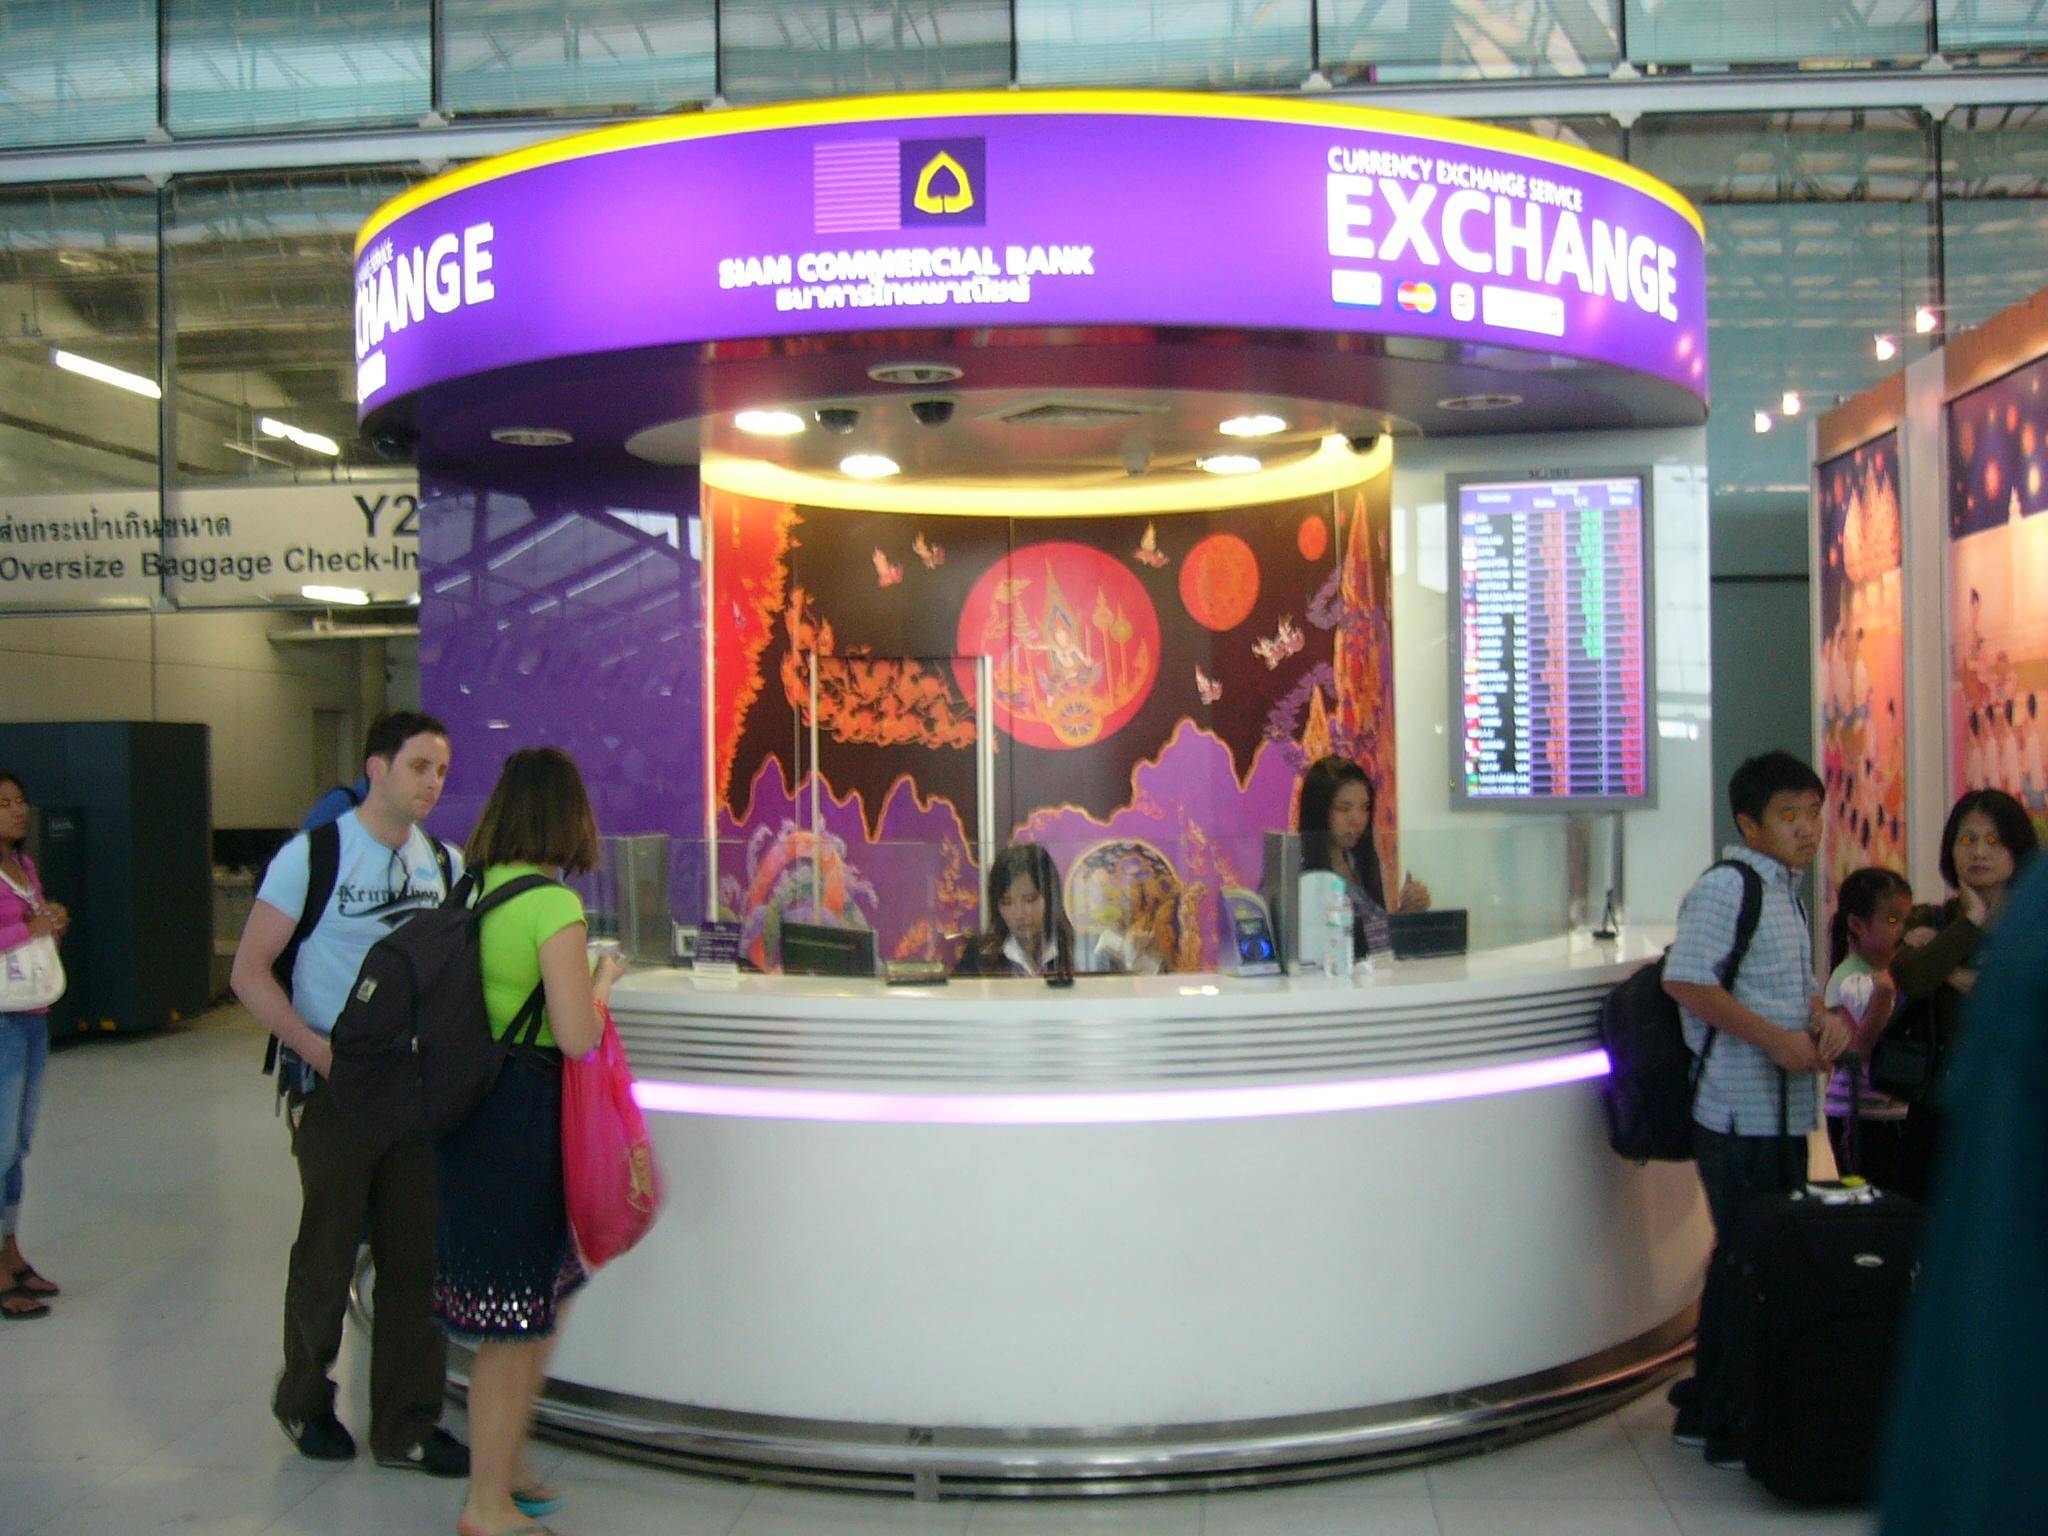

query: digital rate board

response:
[1450,472,1655,809]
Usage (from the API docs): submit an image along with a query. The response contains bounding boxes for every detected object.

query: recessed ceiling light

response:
[490,426,574,447]
[260,416,341,456]
[1913,306,1939,335]
[51,348,160,399]
[1219,414,1287,437]
[734,409,805,436]
[301,584,370,606]
[1197,454,1262,475]
[1780,391,1802,416]
[1435,392,1523,413]
[1874,334,1898,361]
[867,361,963,386]
[1753,411,1773,434]
[839,453,901,479]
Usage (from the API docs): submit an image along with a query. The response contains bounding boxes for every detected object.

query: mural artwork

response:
[1947,358,2048,839]
[707,469,1398,970]
[1816,434,1907,927]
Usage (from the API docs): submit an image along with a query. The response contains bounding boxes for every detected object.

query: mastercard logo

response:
[1396,281,1439,314]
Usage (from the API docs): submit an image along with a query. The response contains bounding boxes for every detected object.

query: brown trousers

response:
[273,1082,446,1459]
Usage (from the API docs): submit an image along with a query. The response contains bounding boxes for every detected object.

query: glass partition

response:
[1942,105,2048,334]
[719,0,1009,103]
[1016,1,1310,89]
[1622,0,1930,68]
[165,0,431,136]
[442,0,716,117]
[0,1,156,149]
[1322,0,1618,84]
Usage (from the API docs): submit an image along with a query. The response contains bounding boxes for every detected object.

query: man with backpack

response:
[1661,750,1852,1466]
[229,711,469,1477]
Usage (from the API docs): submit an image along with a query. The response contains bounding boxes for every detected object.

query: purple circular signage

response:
[354,93,1706,424]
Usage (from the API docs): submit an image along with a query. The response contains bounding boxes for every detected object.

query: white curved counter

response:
[523,929,1711,1494]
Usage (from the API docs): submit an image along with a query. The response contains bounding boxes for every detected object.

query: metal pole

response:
[976,654,995,928]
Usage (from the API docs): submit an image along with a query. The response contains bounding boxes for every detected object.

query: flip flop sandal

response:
[514,1489,565,1518]
[6,1264,58,1297]
[1,1287,52,1320]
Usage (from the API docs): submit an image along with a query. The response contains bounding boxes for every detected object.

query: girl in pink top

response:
[0,770,69,1320]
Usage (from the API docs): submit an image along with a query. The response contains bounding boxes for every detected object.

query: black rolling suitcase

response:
[1733,1061,1924,1505]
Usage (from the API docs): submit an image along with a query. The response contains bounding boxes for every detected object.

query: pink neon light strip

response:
[630,1049,1611,1125]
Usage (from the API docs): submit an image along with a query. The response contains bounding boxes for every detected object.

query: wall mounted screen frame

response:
[1446,468,1658,813]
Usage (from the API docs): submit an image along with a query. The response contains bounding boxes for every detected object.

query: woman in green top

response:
[437,748,624,1536]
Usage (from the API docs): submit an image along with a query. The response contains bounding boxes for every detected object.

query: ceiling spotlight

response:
[1197,453,1262,475]
[301,584,370,606]
[734,409,805,436]
[815,406,860,434]
[259,416,341,456]
[489,426,573,447]
[1753,411,1773,435]
[1218,414,1287,437]
[1914,306,1939,335]
[867,361,963,386]
[1781,391,1802,416]
[1874,334,1898,362]
[839,453,900,479]
[51,348,161,399]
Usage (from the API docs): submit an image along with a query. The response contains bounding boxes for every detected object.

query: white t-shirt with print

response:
[256,811,461,1034]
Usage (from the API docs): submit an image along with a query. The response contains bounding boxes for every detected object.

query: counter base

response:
[451,1308,1695,1498]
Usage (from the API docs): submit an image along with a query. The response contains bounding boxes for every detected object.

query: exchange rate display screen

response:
[1450,472,1655,810]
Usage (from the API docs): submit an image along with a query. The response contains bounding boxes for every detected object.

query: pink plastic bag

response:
[561,1002,663,1269]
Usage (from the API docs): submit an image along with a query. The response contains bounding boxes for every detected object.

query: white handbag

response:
[0,869,64,1011]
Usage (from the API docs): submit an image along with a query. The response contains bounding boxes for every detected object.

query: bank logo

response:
[1396,280,1438,315]
[812,136,988,233]
[901,137,985,227]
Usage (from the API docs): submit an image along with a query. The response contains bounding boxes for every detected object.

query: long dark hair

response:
[1296,755,1386,908]
[1828,866,1910,972]
[979,843,1075,974]
[0,771,25,855]
[1937,788,2038,890]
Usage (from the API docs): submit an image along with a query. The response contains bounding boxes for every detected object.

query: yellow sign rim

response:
[355,88,1705,256]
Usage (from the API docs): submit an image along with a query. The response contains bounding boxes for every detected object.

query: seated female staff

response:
[1296,754,1430,959]
[953,843,1078,978]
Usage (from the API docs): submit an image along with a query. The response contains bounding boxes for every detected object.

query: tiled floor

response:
[0,1007,1877,1536]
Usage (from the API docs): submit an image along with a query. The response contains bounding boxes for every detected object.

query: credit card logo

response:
[1396,281,1438,314]
[1331,269,1383,307]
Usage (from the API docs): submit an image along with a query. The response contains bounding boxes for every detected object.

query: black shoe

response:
[1666,1374,1699,1410]
[1671,1403,1705,1447]
[278,1410,357,1462]
[375,1427,469,1477]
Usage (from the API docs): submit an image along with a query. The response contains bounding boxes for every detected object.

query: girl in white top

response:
[1823,866,1913,1125]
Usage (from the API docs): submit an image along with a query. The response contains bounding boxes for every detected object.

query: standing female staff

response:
[439,748,625,1536]
[0,771,68,1321]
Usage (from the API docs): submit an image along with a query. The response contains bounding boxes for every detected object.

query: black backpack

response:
[1597,860,1765,1162]
[325,871,556,1142]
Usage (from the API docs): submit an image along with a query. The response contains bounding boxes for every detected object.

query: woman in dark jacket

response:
[954,844,1076,978]
[1888,788,2037,1198]
[1296,755,1429,960]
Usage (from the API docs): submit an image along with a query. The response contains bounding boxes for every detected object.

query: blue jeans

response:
[0,1011,49,1239]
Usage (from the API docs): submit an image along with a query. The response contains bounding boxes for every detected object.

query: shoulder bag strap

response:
[1686,860,1768,1103]
[470,871,564,1054]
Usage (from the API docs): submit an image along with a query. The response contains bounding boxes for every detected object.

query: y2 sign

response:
[0,481,421,611]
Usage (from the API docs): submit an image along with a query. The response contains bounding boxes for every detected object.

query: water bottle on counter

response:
[1323,892,1354,978]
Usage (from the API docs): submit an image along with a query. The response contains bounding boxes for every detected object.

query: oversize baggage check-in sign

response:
[0,481,420,612]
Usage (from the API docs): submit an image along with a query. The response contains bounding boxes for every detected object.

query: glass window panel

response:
[1624,0,1931,68]
[1321,0,1618,84]
[165,1,430,136]
[1480,115,1627,160]
[720,0,1009,103]
[1942,105,2048,332]
[1016,2,1310,89]
[1632,113,1937,502]
[443,1,716,117]
[1938,1,2048,58]
[165,167,425,489]
[0,2,156,149]
[0,181,160,499]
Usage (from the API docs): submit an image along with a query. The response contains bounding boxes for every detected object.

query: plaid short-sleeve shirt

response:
[1666,844,1818,1136]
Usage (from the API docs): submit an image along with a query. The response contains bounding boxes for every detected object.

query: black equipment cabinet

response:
[1,722,211,1036]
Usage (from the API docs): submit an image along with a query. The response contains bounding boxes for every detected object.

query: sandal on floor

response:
[455,1522,558,1536]
[5,1263,58,1297]
[1,1287,52,1320]
[513,1488,564,1518]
